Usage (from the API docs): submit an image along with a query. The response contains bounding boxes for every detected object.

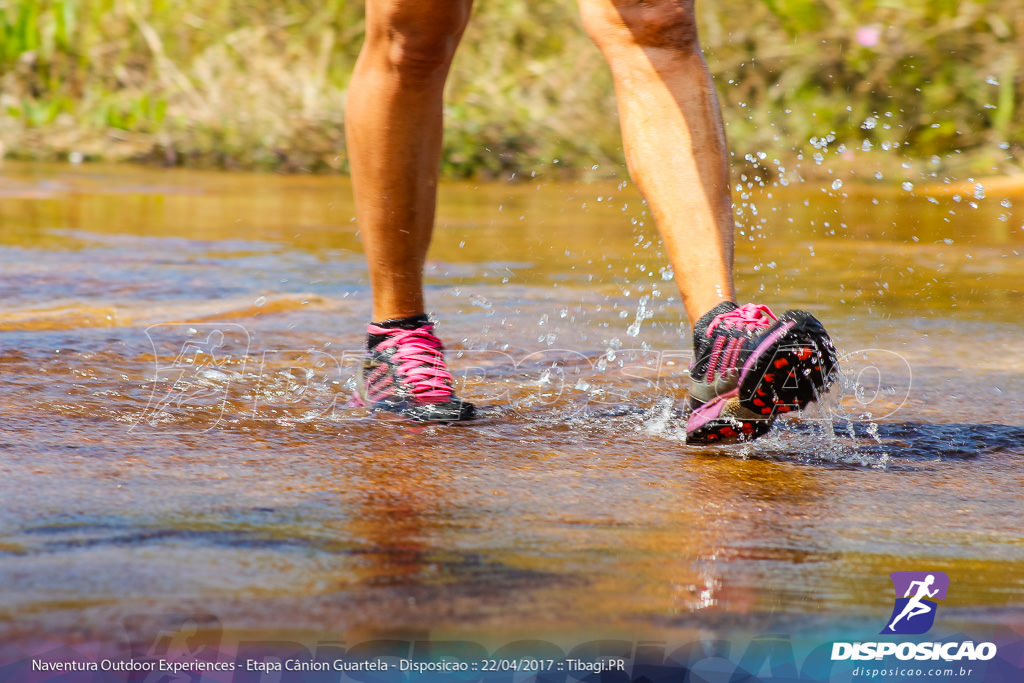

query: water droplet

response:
[254,296,267,307]
[831,179,843,190]
[901,181,914,192]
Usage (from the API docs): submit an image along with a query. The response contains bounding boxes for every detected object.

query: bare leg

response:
[346,0,473,322]
[576,0,839,445]
[578,0,734,322]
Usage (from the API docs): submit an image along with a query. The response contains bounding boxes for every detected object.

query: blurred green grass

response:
[0,0,1019,179]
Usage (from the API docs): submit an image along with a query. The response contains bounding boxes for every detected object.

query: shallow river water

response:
[0,162,1022,679]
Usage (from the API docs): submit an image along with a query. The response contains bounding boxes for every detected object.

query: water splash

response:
[625,295,653,337]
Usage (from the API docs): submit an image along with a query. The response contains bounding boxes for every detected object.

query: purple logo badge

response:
[881,571,950,635]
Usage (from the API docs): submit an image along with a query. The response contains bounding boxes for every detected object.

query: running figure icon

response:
[888,574,940,631]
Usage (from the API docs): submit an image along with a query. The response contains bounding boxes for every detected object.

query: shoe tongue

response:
[692,301,739,338]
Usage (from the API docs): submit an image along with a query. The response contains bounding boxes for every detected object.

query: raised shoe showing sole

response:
[686,303,837,444]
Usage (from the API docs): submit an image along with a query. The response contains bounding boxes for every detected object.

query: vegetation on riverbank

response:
[0,0,1020,180]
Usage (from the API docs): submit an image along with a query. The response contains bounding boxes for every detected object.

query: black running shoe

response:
[351,321,475,422]
[686,302,837,443]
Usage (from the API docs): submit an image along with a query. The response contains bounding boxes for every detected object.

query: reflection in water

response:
[0,163,1022,649]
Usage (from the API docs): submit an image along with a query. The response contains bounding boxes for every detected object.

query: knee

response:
[581,0,699,55]
[386,26,464,80]
[364,4,472,80]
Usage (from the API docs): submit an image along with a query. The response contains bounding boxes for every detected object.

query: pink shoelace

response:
[705,303,778,337]
[368,323,455,402]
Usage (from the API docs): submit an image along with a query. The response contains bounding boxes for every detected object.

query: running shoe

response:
[686,302,837,443]
[352,321,475,422]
